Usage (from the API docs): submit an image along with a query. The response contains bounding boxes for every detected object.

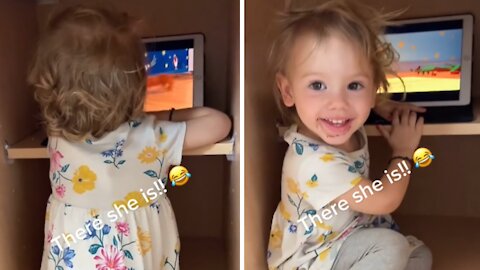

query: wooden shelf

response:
[6,130,234,159]
[278,100,480,136]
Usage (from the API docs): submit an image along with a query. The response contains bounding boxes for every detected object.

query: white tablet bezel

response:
[385,14,473,107]
[142,33,204,108]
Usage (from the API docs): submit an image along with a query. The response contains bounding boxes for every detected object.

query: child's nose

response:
[327,91,348,110]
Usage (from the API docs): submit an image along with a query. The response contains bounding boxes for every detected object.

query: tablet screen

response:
[384,19,466,103]
[144,39,194,111]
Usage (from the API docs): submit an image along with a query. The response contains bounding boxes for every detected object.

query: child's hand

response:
[377,109,423,157]
[374,97,426,122]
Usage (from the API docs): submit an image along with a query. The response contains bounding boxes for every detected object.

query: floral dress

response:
[267,125,402,270]
[41,115,185,270]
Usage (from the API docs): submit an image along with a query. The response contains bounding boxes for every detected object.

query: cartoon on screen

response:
[385,29,462,93]
[144,48,194,111]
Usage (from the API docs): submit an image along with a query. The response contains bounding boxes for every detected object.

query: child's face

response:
[277,32,376,147]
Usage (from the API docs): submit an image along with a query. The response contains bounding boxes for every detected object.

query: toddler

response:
[267,1,432,269]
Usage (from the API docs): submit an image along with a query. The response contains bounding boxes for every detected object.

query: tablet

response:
[383,14,473,106]
[142,34,204,111]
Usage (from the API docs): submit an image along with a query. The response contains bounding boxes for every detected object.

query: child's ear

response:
[276,72,294,107]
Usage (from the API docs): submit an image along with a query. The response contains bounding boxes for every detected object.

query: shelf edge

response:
[7,141,234,159]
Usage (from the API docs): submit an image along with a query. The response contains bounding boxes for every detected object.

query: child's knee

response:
[406,245,433,270]
[377,229,409,247]
[374,229,411,258]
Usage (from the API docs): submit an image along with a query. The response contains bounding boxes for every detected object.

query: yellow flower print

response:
[137,226,152,255]
[269,225,283,249]
[351,177,362,186]
[320,153,335,162]
[325,231,338,242]
[317,231,338,244]
[138,146,160,164]
[306,174,319,188]
[72,165,97,194]
[317,237,325,245]
[287,177,300,193]
[301,192,309,199]
[306,181,318,188]
[279,201,291,220]
[124,191,150,208]
[318,248,331,261]
[158,134,167,143]
[89,208,99,218]
[315,221,333,231]
[158,127,168,143]
[61,232,75,246]
[175,240,181,253]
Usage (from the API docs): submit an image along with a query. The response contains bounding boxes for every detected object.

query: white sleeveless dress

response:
[41,115,185,270]
[267,125,405,270]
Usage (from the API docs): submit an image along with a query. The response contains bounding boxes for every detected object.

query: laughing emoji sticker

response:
[413,148,435,168]
[169,166,191,186]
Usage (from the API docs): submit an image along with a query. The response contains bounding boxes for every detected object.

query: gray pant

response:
[332,228,432,270]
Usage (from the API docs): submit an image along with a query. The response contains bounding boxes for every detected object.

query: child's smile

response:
[319,117,353,137]
[277,32,376,150]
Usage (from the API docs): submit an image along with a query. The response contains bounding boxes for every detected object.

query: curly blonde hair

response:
[269,0,401,125]
[28,5,147,141]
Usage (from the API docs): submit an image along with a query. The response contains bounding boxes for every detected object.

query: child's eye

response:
[348,82,364,91]
[309,81,326,91]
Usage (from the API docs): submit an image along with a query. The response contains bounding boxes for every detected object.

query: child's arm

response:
[374,95,426,121]
[152,107,232,150]
[334,109,423,215]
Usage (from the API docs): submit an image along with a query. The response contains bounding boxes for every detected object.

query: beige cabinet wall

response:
[227,0,240,269]
[0,1,48,269]
[245,0,285,269]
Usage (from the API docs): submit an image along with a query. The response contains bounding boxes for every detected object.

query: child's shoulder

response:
[126,116,186,146]
[282,125,368,174]
[283,124,338,156]
[54,115,185,146]
[282,135,366,192]
[284,125,367,155]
